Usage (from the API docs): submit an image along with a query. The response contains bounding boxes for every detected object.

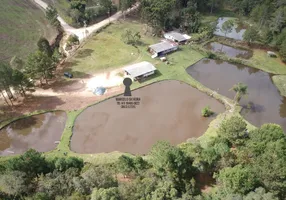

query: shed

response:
[149,41,178,57]
[164,31,190,44]
[123,61,157,81]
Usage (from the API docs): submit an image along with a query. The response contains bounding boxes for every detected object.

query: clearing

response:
[272,75,286,97]
[0,0,57,61]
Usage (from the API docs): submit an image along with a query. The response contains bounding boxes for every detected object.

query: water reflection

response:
[186,59,286,131]
[214,17,246,40]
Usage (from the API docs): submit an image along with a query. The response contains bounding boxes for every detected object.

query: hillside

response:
[0,0,57,62]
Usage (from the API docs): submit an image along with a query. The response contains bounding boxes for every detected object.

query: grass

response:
[0,0,57,62]
[0,20,250,164]
[197,37,286,75]
[43,0,73,25]
[272,75,286,97]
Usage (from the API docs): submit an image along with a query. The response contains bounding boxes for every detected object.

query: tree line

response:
[0,117,285,199]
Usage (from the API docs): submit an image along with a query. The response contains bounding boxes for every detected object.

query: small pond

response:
[205,42,253,59]
[0,111,67,156]
[186,59,286,131]
[214,17,246,40]
[71,80,225,154]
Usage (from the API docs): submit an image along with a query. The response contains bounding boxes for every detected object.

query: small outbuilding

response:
[164,31,191,44]
[123,61,157,81]
[148,41,178,57]
[267,51,277,58]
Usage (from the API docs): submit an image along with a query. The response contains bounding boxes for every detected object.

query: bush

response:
[201,106,214,117]
[67,34,79,46]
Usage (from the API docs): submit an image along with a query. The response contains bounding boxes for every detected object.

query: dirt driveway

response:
[0,68,125,121]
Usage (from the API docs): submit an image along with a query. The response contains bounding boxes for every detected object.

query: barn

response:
[123,61,157,81]
[148,41,178,58]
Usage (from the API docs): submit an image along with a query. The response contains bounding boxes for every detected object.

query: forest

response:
[0,116,285,200]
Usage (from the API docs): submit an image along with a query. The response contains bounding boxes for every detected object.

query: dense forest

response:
[0,116,285,199]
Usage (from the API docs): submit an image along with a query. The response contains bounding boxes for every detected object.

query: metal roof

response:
[123,61,157,78]
[149,41,178,53]
[164,31,188,42]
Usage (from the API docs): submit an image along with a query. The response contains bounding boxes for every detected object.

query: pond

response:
[205,42,253,59]
[186,59,286,131]
[71,80,225,154]
[0,111,67,156]
[214,17,246,40]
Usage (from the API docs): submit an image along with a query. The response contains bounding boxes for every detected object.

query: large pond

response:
[71,80,225,154]
[205,42,253,59]
[186,59,286,131]
[0,111,67,156]
[214,17,246,40]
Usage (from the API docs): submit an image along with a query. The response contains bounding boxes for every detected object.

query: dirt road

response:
[33,0,139,41]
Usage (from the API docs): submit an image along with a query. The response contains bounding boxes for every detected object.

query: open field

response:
[272,75,286,97]
[0,0,57,62]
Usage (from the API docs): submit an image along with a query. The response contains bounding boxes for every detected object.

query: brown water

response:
[186,59,286,131]
[71,80,225,154]
[205,42,253,59]
[0,111,67,156]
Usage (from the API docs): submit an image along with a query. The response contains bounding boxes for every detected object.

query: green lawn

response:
[43,0,73,24]
[250,49,286,74]
[0,0,57,62]
[272,75,286,97]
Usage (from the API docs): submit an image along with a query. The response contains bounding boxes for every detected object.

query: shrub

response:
[201,106,214,117]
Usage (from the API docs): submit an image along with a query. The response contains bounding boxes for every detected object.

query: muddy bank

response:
[0,111,67,156]
[71,80,225,154]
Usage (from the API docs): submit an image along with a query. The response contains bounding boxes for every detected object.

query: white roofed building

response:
[164,31,191,44]
[148,41,178,57]
[123,61,157,81]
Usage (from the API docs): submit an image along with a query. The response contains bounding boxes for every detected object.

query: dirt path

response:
[33,0,139,41]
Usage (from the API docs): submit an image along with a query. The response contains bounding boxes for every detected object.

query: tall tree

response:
[120,0,136,19]
[37,37,53,57]
[243,26,259,45]
[25,51,56,85]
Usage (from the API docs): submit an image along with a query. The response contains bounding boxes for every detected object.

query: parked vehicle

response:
[64,72,73,78]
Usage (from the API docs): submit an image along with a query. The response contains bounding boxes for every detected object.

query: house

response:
[123,61,157,81]
[164,31,191,44]
[148,41,178,57]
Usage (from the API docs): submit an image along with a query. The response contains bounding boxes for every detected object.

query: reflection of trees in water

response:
[234,64,260,75]
[202,59,211,64]
[279,97,286,118]
[215,59,224,65]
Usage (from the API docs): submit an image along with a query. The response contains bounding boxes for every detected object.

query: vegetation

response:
[0,0,57,62]
[201,106,214,117]
[272,75,286,96]
[230,83,248,103]
[221,19,235,37]
[243,26,259,45]
[121,29,141,46]
[0,118,285,199]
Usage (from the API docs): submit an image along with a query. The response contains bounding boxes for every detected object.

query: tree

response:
[0,171,28,197]
[12,69,33,97]
[230,83,248,103]
[0,62,15,104]
[217,165,258,194]
[99,0,112,13]
[91,187,120,200]
[46,5,61,29]
[54,157,84,172]
[70,0,86,13]
[120,0,136,19]
[140,0,176,33]
[121,29,141,46]
[10,56,24,70]
[25,51,56,85]
[37,37,52,57]
[70,9,82,24]
[6,149,50,178]
[221,19,234,37]
[280,39,286,62]
[243,26,259,45]
[117,155,134,177]
[218,116,247,146]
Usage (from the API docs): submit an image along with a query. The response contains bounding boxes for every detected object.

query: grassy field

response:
[43,0,73,25]
[272,75,286,97]
[0,0,57,62]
